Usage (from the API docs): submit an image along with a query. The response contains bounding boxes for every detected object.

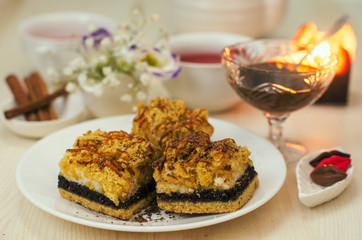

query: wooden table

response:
[1,0,361,239]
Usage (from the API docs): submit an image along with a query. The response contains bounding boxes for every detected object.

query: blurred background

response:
[0,0,360,107]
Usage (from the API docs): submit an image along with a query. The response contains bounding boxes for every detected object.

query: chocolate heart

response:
[310,165,347,187]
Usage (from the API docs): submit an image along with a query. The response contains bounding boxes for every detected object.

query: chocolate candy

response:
[315,155,351,172]
[309,150,350,167]
[310,165,347,187]
[309,150,351,187]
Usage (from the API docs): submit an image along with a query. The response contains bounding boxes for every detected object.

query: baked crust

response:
[58,188,155,220]
[157,176,259,214]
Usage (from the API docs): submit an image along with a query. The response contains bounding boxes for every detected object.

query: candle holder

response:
[316,60,351,104]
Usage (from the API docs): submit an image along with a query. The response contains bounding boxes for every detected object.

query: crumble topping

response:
[131,97,214,154]
[58,129,157,205]
[153,131,253,194]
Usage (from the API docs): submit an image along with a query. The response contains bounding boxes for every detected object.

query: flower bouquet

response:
[53,10,180,116]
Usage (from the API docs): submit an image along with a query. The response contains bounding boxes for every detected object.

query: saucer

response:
[296,147,354,207]
[1,93,85,138]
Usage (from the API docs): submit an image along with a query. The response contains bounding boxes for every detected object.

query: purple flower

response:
[82,28,112,49]
[151,66,181,79]
[141,49,181,80]
[171,65,181,78]
[129,44,137,50]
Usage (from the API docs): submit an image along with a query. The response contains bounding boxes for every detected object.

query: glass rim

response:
[221,39,339,74]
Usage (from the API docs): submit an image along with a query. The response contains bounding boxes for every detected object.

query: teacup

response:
[165,32,251,112]
[18,11,116,86]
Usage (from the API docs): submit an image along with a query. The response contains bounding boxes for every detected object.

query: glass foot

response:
[272,139,307,163]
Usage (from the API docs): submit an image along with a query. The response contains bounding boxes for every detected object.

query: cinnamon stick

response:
[32,72,58,120]
[25,74,51,120]
[4,86,68,119]
[5,74,38,121]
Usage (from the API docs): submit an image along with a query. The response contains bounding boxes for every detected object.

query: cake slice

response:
[131,97,214,155]
[152,131,259,214]
[58,129,157,220]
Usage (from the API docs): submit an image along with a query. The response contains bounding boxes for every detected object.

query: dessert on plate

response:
[152,131,259,214]
[132,97,214,155]
[58,129,157,220]
[57,97,259,219]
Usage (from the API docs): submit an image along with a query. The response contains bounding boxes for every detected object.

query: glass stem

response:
[264,113,289,148]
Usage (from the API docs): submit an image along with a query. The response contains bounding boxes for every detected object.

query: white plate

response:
[16,115,286,232]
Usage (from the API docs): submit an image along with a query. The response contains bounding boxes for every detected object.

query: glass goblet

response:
[221,39,338,162]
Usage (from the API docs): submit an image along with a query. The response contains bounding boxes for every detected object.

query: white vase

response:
[81,75,140,118]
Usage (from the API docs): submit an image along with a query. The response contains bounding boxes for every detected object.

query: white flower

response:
[98,55,107,63]
[114,35,122,44]
[133,8,140,15]
[100,37,111,49]
[90,57,99,65]
[120,94,132,102]
[65,82,77,93]
[140,73,150,86]
[135,61,148,72]
[136,90,147,101]
[46,67,57,77]
[63,67,73,76]
[88,24,97,32]
[93,85,104,96]
[85,38,94,48]
[69,56,86,69]
[77,72,87,83]
[79,76,104,96]
[107,74,120,87]
[123,51,135,64]
[102,67,112,76]
[140,48,180,81]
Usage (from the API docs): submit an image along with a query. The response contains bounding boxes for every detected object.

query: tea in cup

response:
[18,11,116,86]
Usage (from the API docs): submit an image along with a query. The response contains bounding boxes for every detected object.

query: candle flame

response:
[303,41,333,68]
[267,40,333,71]
[293,21,357,74]
[311,41,331,57]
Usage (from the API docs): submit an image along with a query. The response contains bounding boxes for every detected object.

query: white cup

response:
[18,11,117,86]
[165,32,251,112]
